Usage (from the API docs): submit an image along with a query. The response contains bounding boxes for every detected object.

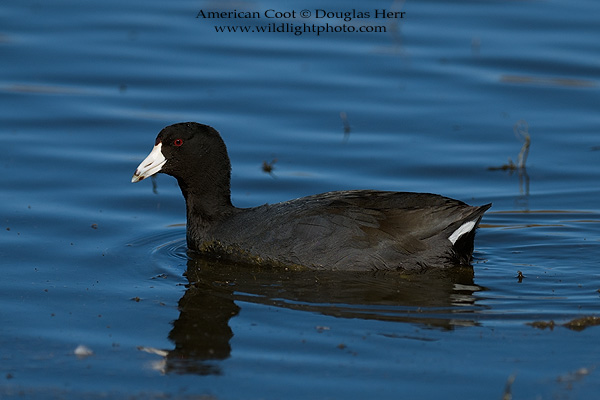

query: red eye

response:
[173,138,183,147]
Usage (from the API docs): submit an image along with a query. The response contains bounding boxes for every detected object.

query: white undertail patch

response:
[448,220,476,245]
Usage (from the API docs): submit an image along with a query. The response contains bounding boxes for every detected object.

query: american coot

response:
[132,122,491,271]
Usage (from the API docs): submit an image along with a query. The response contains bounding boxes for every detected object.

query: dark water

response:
[2,0,599,398]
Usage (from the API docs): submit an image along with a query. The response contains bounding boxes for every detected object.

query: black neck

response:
[177,176,234,240]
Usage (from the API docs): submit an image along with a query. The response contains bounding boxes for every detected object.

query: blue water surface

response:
[1,0,600,399]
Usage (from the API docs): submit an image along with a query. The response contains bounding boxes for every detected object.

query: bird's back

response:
[190,190,490,271]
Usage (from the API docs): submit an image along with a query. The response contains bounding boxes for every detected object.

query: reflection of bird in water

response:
[152,257,483,375]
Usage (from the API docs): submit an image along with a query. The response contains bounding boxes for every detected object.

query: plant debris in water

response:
[261,159,277,176]
[340,111,351,137]
[563,316,600,331]
[528,316,600,331]
[488,119,531,171]
[501,374,516,400]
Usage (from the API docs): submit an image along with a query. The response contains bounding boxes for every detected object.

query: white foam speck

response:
[74,345,94,358]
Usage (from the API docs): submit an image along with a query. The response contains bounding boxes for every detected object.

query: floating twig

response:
[513,119,531,169]
[502,374,516,400]
[488,119,531,171]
